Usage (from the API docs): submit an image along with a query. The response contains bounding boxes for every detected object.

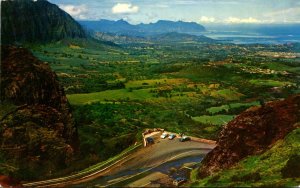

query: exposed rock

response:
[198,94,300,177]
[0,46,78,180]
[0,175,23,188]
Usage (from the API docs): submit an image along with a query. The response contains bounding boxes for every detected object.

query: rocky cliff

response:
[0,46,78,180]
[1,0,85,44]
[198,94,300,178]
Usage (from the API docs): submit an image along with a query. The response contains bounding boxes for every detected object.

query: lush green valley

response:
[26,37,300,170]
[1,1,300,186]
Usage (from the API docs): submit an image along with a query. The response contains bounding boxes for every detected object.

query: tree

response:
[259,98,265,107]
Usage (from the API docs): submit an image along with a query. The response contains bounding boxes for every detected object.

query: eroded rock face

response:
[198,95,300,178]
[0,46,78,180]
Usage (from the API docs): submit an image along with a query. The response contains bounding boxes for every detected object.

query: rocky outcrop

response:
[0,175,23,188]
[1,0,85,44]
[0,46,78,180]
[198,94,300,177]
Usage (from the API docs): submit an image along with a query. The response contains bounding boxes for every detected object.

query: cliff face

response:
[1,0,85,44]
[198,94,300,178]
[0,46,78,180]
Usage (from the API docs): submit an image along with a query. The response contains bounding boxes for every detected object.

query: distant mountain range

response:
[1,0,86,44]
[80,19,206,37]
[0,0,210,45]
[94,31,215,44]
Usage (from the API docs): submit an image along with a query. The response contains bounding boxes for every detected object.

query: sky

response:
[48,0,300,25]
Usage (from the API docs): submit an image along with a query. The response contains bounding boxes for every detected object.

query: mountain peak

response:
[116,19,131,25]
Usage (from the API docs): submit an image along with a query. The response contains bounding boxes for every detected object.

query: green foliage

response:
[20,32,300,181]
[281,154,300,178]
[206,101,259,115]
[192,115,235,126]
[192,128,300,187]
[1,0,85,44]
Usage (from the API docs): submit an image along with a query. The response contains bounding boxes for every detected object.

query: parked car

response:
[160,132,168,139]
[173,177,187,186]
[146,137,154,144]
[179,136,191,142]
[168,134,176,140]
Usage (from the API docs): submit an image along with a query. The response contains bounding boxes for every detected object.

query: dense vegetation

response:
[2,14,299,179]
[1,0,85,44]
[2,0,299,185]
[27,37,300,170]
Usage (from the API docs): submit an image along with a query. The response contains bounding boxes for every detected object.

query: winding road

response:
[23,134,215,187]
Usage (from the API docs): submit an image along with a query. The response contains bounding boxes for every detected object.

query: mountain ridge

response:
[79,19,206,37]
[1,0,86,44]
[94,31,215,44]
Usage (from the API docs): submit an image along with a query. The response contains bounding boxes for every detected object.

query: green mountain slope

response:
[191,128,300,187]
[191,94,300,187]
[1,0,86,44]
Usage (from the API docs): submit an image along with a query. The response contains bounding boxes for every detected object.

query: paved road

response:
[23,134,215,187]
[77,135,215,187]
[107,138,214,175]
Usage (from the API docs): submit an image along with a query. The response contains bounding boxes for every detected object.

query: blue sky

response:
[48,0,300,24]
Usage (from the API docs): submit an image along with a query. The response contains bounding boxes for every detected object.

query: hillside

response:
[147,32,215,43]
[1,0,86,44]
[139,20,206,34]
[192,94,300,186]
[81,19,136,34]
[0,46,79,180]
[79,19,206,37]
[93,32,215,44]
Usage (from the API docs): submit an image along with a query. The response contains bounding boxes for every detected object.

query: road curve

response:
[23,136,215,187]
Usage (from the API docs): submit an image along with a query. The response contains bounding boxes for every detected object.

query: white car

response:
[173,177,187,186]
[161,132,168,139]
[168,134,176,140]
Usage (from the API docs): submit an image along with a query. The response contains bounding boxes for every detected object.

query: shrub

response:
[207,175,220,183]
[281,154,300,178]
[231,172,261,182]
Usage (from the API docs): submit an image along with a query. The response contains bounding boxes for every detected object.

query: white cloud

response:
[225,17,261,24]
[200,16,216,23]
[112,3,139,14]
[58,4,88,19]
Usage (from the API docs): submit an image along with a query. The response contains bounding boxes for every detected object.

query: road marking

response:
[183,166,193,170]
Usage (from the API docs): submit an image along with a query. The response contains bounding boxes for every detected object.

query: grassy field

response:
[67,89,153,105]
[192,115,235,126]
[249,79,293,87]
[206,101,260,115]
[26,38,300,180]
